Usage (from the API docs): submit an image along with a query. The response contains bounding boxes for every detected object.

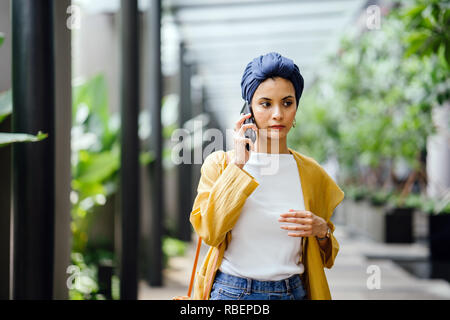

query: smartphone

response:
[240,100,256,151]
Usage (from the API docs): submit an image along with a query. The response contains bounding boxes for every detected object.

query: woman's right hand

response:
[229,113,258,169]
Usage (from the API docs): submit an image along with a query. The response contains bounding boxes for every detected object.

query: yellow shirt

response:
[189,147,345,300]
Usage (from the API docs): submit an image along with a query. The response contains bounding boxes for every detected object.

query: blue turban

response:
[241,52,304,108]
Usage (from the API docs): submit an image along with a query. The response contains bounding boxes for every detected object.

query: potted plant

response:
[422,197,450,261]
[420,197,450,281]
[383,193,418,243]
[401,193,429,243]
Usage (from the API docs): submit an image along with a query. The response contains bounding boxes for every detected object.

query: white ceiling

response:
[73,0,367,130]
[168,0,367,130]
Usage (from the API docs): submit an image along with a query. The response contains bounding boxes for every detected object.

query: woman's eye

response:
[260,101,292,107]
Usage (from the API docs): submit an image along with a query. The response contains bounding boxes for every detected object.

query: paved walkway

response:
[138,223,450,300]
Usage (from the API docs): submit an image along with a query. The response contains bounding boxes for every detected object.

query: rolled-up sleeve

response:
[317,168,345,269]
[189,151,259,247]
[318,220,340,269]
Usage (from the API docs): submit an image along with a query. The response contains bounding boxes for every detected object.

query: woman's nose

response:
[272,105,283,119]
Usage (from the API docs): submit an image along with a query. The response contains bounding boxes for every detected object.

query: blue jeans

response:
[209,270,307,300]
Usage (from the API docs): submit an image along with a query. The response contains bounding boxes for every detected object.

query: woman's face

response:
[250,76,297,141]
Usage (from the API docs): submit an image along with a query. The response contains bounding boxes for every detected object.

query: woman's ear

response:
[250,105,260,129]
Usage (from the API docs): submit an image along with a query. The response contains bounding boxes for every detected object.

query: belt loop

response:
[285,279,291,293]
[246,278,252,294]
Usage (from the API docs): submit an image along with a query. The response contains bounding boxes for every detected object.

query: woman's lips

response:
[269,125,285,129]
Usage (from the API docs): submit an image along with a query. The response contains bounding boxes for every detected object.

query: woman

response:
[189,52,344,300]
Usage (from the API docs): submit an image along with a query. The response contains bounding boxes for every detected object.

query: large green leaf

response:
[76,149,119,184]
[0,90,12,123]
[72,74,116,150]
[0,131,48,147]
[72,74,109,129]
[404,31,429,57]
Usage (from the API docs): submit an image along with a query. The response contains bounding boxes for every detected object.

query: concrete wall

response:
[73,11,120,113]
[0,0,11,92]
[53,0,73,300]
[427,102,450,199]
[0,0,11,300]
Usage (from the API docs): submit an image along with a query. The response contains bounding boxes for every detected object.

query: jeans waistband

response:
[213,269,302,294]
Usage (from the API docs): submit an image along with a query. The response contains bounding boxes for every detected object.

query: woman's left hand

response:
[278,209,328,238]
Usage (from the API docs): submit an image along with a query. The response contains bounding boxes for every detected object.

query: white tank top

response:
[219,151,305,280]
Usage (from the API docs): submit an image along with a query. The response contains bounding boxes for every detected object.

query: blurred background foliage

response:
[71,74,120,254]
[69,74,186,299]
[0,33,48,147]
[288,0,449,211]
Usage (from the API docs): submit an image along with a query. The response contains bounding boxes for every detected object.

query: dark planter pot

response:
[428,214,450,261]
[98,262,113,299]
[430,260,450,282]
[88,193,116,251]
[384,207,414,243]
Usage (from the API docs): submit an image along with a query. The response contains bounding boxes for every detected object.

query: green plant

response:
[343,185,370,202]
[0,89,11,123]
[288,84,341,164]
[400,0,450,128]
[421,196,450,215]
[71,74,121,254]
[387,192,425,210]
[69,74,120,300]
[343,14,432,172]
[0,129,48,147]
[288,4,445,194]
[402,193,425,210]
[368,189,393,206]
[68,251,107,300]
[162,236,188,269]
[70,75,179,252]
[402,0,450,66]
[69,74,182,299]
[0,33,48,147]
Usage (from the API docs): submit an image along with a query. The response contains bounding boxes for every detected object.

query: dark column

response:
[177,43,193,242]
[146,0,164,287]
[200,84,207,115]
[120,0,140,300]
[12,0,55,299]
